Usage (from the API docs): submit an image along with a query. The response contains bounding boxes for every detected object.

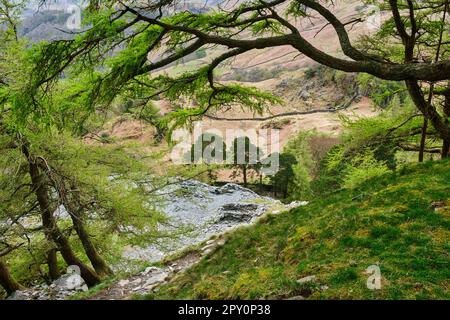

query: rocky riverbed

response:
[122,180,302,262]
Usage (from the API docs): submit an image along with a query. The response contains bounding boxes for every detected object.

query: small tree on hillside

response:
[269,152,297,198]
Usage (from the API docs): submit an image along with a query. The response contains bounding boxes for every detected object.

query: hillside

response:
[149,160,450,300]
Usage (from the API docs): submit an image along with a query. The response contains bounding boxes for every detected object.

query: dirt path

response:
[87,238,225,300]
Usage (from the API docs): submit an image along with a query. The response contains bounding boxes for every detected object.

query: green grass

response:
[148,159,450,300]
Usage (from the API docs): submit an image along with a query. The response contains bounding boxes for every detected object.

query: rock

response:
[320,285,329,291]
[298,90,310,100]
[219,203,259,222]
[118,279,130,287]
[79,284,89,292]
[131,278,142,285]
[217,183,257,195]
[53,205,70,219]
[297,275,317,284]
[431,200,449,212]
[53,274,85,291]
[287,295,305,300]
[6,290,29,300]
[288,201,308,208]
[276,79,290,88]
[52,265,87,292]
[202,248,213,256]
[144,272,169,288]
[201,243,215,251]
[142,266,160,275]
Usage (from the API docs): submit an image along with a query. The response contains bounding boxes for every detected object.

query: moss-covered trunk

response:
[21,144,101,287]
[0,258,22,295]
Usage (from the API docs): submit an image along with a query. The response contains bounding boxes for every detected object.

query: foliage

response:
[356,73,407,108]
[341,150,392,189]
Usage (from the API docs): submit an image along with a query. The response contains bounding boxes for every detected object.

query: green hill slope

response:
[150,160,450,300]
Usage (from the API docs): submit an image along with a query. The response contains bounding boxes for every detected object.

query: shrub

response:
[342,150,392,189]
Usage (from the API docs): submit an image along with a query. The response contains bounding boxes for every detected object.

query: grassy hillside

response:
[149,160,450,300]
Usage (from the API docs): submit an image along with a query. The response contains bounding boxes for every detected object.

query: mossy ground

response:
[148,160,450,300]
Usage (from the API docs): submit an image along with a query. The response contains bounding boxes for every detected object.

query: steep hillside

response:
[149,160,450,300]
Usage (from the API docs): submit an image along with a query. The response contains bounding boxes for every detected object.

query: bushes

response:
[222,67,285,82]
[272,130,338,200]
[341,151,392,189]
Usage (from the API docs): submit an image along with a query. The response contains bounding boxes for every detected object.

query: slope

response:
[149,160,450,300]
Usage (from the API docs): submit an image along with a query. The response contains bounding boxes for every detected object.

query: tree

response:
[0,0,173,289]
[0,242,24,295]
[0,258,22,296]
[269,152,297,198]
[26,0,450,159]
[188,132,227,164]
[229,136,262,186]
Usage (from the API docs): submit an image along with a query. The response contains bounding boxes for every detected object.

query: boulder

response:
[219,203,259,222]
[6,290,30,300]
[296,275,317,284]
[53,265,88,292]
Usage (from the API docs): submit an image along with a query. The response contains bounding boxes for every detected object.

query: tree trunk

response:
[66,202,113,277]
[0,258,23,295]
[38,163,113,278]
[283,187,288,199]
[21,145,101,287]
[443,92,450,158]
[46,248,60,280]
[242,165,247,187]
[418,118,428,162]
[406,80,450,160]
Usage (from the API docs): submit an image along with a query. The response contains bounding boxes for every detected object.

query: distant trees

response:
[269,153,297,198]
[229,136,263,187]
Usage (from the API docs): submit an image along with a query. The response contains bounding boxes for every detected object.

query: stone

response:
[118,279,130,287]
[297,275,317,284]
[6,291,29,300]
[219,203,259,223]
[288,201,308,208]
[52,265,87,292]
[144,272,169,287]
[202,248,213,255]
[201,243,215,252]
[142,266,160,275]
[53,273,85,291]
[79,284,89,292]
[287,295,305,300]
